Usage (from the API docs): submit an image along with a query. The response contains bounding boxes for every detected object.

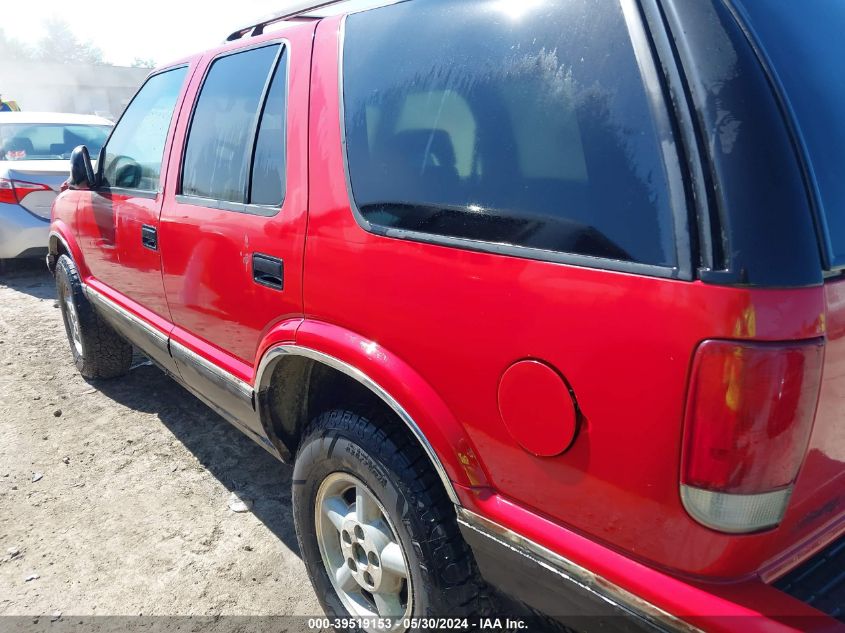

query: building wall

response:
[0,61,149,121]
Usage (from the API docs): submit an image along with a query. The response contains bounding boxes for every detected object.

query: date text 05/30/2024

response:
[306,618,529,630]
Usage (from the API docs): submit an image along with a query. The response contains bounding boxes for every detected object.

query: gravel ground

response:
[0,262,321,629]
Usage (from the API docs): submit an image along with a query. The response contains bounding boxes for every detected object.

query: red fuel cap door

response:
[497,360,578,457]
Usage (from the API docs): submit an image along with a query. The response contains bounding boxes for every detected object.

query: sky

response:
[3,0,292,66]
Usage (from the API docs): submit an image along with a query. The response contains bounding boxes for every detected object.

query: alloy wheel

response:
[314,472,412,627]
[63,291,83,357]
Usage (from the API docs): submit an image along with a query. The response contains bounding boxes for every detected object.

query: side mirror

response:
[114,160,142,189]
[69,145,96,188]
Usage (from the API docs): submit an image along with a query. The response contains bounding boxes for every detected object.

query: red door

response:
[75,64,191,326]
[159,24,314,384]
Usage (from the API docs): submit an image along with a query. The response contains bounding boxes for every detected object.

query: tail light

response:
[681,339,824,533]
[0,178,51,205]
[0,179,16,204]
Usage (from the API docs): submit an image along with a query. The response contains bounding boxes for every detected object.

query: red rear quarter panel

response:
[765,278,845,580]
[304,14,843,581]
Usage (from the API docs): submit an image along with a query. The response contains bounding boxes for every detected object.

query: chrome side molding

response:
[84,284,252,401]
[77,284,460,507]
[456,508,700,633]
[170,339,253,402]
[84,285,174,376]
[86,285,168,347]
[84,283,270,449]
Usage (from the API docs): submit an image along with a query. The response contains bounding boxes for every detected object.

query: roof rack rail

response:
[226,0,345,41]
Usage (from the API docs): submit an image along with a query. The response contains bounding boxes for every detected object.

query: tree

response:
[131,57,156,69]
[0,28,35,62]
[35,18,105,65]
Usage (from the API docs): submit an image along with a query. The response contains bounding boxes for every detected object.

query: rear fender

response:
[255,319,491,504]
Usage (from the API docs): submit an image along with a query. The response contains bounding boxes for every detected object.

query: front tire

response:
[55,254,132,379]
[293,409,490,631]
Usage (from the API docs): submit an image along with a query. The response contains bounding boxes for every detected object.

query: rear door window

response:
[181,44,287,210]
[342,0,677,268]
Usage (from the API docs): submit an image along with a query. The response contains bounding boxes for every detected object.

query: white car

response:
[0,112,112,259]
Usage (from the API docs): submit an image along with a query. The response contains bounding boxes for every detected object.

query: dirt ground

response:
[0,262,322,629]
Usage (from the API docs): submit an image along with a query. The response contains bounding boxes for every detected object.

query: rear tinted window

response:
[342,0,676,267]
[182,44,285,206]
[735,0,845,269]
[0,124,110,161]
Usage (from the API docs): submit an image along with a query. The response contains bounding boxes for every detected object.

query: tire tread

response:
[56,255,132,379]
[299,408,495,620]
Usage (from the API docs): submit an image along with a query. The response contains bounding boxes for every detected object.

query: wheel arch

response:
[48,226,88,277]
[254,322,491,505]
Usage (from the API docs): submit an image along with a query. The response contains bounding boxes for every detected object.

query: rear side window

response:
[101,67,187,192]
[0,124,110,161]
[343,0,676,267]
[181,44,287,209]
[734,0,845,269]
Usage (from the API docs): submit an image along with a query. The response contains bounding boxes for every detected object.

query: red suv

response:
[48,0,844,630]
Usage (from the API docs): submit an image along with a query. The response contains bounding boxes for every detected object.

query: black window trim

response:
[95,63,191,200]
[176,38,290,218]
[638,0,717,278]
[337,0,694,281]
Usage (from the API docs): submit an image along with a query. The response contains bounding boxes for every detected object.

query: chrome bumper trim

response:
[457,508,701,633]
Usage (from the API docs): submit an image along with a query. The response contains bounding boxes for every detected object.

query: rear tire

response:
[55,254,132,379]
[293,408,491,631]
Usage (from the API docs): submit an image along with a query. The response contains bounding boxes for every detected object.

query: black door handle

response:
[252,253,283,290]
[141,225,158,251]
